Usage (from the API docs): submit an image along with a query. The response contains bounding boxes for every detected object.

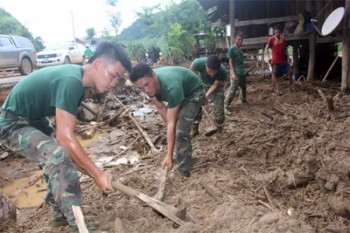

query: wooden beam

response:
[342,0,350,93]
[229,0,235,45]
[235,15,299,27]
[307,0,316,81]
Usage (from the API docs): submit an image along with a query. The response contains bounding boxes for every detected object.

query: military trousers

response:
[224,74,247,105]
[175,90,204,176]
[0,113,80,227]
[193,84,225,127]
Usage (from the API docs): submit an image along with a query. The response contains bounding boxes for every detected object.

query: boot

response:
[191,124,199,137]
[224,105,232,115]
[51,208,68,227]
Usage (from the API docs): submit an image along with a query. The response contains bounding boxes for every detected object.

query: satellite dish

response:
[311,7,345,37]
[321,7,345,36]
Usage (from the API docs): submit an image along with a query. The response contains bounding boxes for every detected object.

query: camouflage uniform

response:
[224,74,247,105]
[193,84,225,128]
[174,90,204,176]
[0,115,81,227]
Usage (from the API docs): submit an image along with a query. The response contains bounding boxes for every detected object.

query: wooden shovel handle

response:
[111,180,140,198]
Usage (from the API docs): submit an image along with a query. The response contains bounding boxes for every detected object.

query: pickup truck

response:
[0,34,37,75]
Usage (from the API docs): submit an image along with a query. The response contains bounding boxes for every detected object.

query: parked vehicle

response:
[0,34,37,75]
[36,42,85,68]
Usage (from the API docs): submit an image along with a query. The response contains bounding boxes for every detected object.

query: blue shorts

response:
[272,63,290,75]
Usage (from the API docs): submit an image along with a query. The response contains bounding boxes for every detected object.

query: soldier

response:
[190,55,227,136]
[0,42,132,231]
[129,63,204,177]
[224,31,247,115]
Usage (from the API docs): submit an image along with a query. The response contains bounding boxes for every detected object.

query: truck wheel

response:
[19,57,33,75]
[64,57,71,64]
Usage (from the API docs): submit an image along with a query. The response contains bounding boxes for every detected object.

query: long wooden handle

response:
[155,167,169,201]
[202,106,217,127]
[111,180,140,198]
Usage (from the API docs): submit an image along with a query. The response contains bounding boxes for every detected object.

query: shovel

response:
[202,106,219,137]
[154,166,169,201]
[111,180,195,226]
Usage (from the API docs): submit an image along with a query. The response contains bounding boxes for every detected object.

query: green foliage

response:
[166,23,191,59]
[0,8,44,51]
[86,28,96,39]
[127,42,146,61]
[119,0,210,60]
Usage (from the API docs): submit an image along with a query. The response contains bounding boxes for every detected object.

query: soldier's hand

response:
[162,155,173,170]
[230,73,238,80]
[95,171,113,193]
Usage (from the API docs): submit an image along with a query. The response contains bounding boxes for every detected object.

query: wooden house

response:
[198,0,350,92]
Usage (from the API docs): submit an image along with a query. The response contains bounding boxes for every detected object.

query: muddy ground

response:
[1,66,350,233]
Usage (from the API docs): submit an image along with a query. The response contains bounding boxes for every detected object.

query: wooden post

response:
[229,0,235,45]
[292,42,299,77]
[307,0,315,81]
[342,0,350,93]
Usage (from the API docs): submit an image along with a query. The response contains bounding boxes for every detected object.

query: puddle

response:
[1,176,46,208]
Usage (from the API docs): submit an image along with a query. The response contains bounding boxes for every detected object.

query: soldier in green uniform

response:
[224,31,246,115]
[129,63,204,177]
[0,42,132,231]
[190,55,227,136]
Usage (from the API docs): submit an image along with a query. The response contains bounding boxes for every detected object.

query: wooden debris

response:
[81,127,96,140]
[200,181,223,202]
[0,192,16,223]
[263,186,275,209]
[322,56,339,83]
[81,101,99,116]
[114,218,126,233]
[109,91,161,154]
[316,87,334,111]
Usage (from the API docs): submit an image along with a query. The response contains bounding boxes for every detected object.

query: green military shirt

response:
[192,57,227,85]
[227,45,245,76]
[2,64,85,119]
[154,66,203,108]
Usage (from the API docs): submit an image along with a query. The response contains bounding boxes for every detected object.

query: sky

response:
[0,0,175,46]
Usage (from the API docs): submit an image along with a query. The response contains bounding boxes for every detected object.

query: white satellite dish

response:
[321,7,345,36]
[311,6,345,37]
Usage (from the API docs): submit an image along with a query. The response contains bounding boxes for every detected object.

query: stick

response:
[316,88,334,111]
[154,167,169,201]
[109,91,161,154]
[322,56,339,82]
[72,205,88,233]
[80,102,98,116]
[200,181,223,202]
[258,200,275,211]
[263,186,275,209]
[9,170,44,198]
[202,106,217,127]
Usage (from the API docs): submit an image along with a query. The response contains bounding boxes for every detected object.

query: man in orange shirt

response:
[265,24,293,95]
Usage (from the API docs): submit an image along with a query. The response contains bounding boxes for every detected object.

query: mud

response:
[1,72,350,233]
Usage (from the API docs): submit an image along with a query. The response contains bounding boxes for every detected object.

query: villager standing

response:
[0,42,132,231]
[265,24,293,95]
[190,55,227,136]
[224,31,246,115]
[129,63,204,177]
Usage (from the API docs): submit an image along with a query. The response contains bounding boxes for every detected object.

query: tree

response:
[166,23,192,64]
[106,0,121,36]
[86,28,96,39]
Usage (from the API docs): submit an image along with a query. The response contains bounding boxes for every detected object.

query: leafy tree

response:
[166,23,192,63]
[106,0,121,36]
[86,27,96,39]
[0,8,44,51]
[119,0,210,60]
